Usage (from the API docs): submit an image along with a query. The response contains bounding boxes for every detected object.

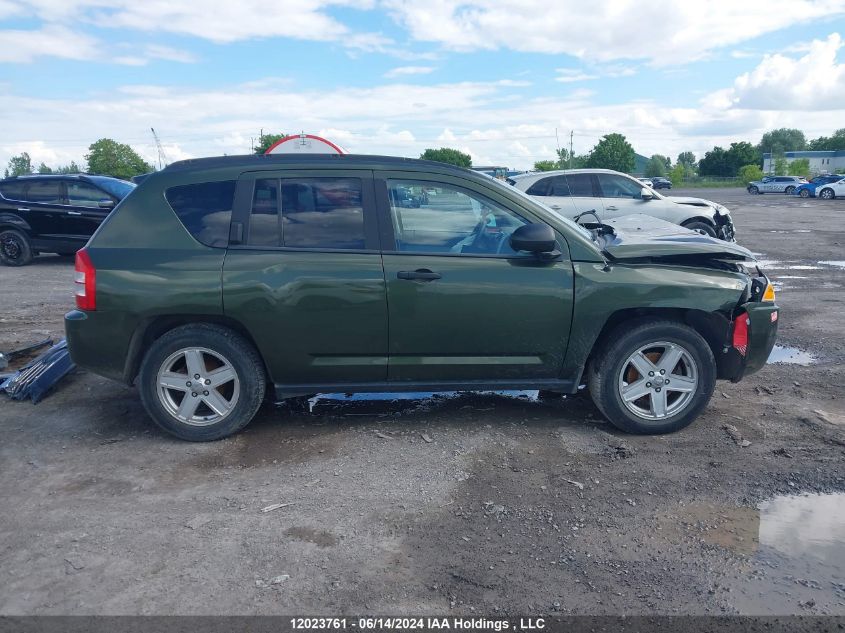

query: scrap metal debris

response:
[0,339,75,404]
[722,424,752,448]
[0,337,53,370]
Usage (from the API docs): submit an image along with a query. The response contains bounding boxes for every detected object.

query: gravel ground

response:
[0,187,843,616]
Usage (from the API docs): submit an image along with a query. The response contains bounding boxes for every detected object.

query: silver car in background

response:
[746,175,807,195]
[509,168,735,241]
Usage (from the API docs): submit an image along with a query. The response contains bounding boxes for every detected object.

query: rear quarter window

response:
[0,181,26,200]
[165,180,235,247]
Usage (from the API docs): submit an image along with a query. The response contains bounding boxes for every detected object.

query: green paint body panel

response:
[63,154,778,396]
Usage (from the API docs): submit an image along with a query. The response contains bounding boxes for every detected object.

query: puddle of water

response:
[307,390,539,412]
[718,493,845,615]
[758,493,845,566]
[819,260,845,269]
[767,346,817,365]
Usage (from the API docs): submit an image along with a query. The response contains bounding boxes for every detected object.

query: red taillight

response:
[732,311,749,356]
[74,248,96,311]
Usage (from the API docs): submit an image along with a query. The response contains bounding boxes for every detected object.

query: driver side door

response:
[374,172,574,384]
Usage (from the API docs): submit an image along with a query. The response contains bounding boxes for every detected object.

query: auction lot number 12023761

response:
[290,617,545,631]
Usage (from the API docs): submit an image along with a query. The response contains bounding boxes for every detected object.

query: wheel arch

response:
[123,314,271,386]
[680,216,717,230]
[0,213,32,233]
[582,307,732,383]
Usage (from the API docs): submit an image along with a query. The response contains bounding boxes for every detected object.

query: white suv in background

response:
[509,168,735,241]
[817,177,845,200]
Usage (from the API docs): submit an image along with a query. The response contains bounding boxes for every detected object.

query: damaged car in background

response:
[64,154,776,442]
[508,168,736,241]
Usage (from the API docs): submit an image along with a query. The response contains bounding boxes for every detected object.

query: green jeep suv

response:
[64,154,778,441]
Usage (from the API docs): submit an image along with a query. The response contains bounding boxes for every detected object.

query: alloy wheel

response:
[617,341,698,421]
[156,347,240,426]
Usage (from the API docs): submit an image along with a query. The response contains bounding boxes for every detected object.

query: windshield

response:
[87,176,136,200]
[484,176,594,240]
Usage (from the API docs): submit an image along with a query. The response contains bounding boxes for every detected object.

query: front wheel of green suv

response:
[587,320,716,434]
[139,324,266,441]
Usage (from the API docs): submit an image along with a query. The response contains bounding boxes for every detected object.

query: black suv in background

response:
[651,177,672,190]
[0,174,135,266]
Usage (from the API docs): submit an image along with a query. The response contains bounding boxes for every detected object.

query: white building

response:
[762,150,845,175]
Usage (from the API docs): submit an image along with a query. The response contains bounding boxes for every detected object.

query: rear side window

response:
[25,180,63,204]
[165,180,235,247]
[0,181,26,200]
[247,177,365,250]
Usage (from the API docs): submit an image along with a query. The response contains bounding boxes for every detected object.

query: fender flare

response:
[0,212,32,233]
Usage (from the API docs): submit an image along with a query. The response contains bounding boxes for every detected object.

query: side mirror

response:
[510,223,556,253]
[98,199,115,209]
[640,187,653,200]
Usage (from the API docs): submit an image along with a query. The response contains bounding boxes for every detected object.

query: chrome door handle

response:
[550,204,562,210]
[67,211,82,216]
[605,205,618,210]
[17,207,30,212]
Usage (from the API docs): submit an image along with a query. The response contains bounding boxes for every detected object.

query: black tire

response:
[819,188,835,200]
[785,186,796,195]
[587,320,716,434]
[799,189,810,198]
[682,221,717,237]
[0,229,33,266]
[139,324,266,441]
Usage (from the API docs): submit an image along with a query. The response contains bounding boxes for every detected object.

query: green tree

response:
[585,133,635,173]
[55,161,82,174]
[254,131,287,155]
[773,157,788,176]
[644,155,668,178]
[85,139,152,180]
[4,152,32,178]
[738,164,763,183]
[757,128,807,156]
[698,147,731,176]
[420,147,472,168]
[808,128,845,151]
[37,162,53,174]
[667,163,685,185]
[788,158,811,178]
[726,142,760,171]
[676,151,696,168]
[533,160,558,171]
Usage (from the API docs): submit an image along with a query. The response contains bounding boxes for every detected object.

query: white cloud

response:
[145,45,197,64]
[0,25,100,62]
[384,65,436,78]
[715,33,845,110]
[554,69,597,83]
[382,0,845,65]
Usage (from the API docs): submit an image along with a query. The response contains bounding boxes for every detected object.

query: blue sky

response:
[1,0,844,170]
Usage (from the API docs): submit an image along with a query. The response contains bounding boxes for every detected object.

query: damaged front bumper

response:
[716,213,736,242]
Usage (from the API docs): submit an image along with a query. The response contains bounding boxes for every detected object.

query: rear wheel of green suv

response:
[139,324,266,441]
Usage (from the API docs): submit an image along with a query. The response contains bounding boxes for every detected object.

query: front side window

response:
[67,181,109,207]
[596,174,644,199]
[25,180,63,204]
[565,174,594,197]
[525,177,551,196]
[387,180,529,256]
[165,180,235,247]
[247,177,365,250]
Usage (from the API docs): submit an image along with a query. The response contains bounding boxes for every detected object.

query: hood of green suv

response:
[601,214,754,263]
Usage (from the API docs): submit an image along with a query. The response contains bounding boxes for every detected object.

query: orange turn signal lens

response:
[762,282,776,302]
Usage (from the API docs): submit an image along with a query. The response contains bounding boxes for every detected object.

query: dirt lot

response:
[0,187,843,616]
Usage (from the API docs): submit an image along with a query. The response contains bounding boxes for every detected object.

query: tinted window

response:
[525,178,551,196]
[596,174,643,199]
[0,181,26,200]
[25,180,63,204]
[248,179,280,247]
[86,176,135,200]
[165,180,235,247]
[387,180,529,256]
[67,181,108,207]
[565,174,594,197]
[247,177,365,250]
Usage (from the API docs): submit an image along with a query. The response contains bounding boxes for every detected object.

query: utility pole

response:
[570,130,574,169]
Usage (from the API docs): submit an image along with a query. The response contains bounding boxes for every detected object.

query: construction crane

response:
[150,127,168,170]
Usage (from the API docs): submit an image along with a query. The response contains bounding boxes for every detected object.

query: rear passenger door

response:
[526,174,601,220]
[223,170,388,390]
[64,180,114,240]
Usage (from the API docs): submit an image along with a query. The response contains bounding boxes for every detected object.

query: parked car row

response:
[793,174,845,199]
